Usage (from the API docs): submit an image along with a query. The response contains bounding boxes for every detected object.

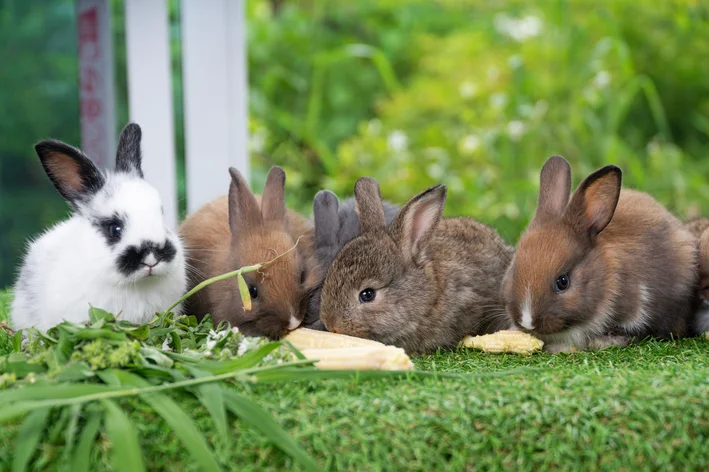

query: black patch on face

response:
[93,213,125,246]
[116,239,177,276]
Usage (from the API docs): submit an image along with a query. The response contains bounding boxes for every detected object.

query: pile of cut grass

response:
[1,290,708,470]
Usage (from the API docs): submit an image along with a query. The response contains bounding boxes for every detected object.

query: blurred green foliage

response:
[2,0,709,287]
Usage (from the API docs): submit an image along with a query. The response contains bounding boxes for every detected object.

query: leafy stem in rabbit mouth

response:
[160,237,303,318]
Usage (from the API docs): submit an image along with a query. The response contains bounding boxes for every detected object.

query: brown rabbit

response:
[502,156,698,352]
[319,177,514,354]
[684,218,709,333]
[179,166,313,338]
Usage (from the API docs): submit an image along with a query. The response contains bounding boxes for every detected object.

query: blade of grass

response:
[60,404,83,466]
[114,371,221,472]
[0,383,122,404]
[195,342,282,374]
[71,409,102,472]
[11,406,50,472]
[102,399,145,472]
[186,366,229,448]
[0,360,326,422]
[223,389,321,472]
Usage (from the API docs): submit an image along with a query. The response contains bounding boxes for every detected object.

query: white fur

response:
[694,306,709,334]
[11,174,186,332]
[539,298,617,351]
[620,284,651,334]
[519,285,534,330]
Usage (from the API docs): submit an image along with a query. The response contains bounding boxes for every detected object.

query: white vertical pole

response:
[76,0,116,169]
[181,0,250,214]
[124,0,178,228]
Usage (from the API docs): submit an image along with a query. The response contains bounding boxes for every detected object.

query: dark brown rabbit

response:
[319,177,514,354]
[179,166,312,339]
[502,156,698,352]
[301,191,399,330]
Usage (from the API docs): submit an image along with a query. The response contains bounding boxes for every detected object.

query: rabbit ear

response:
[390,184,446,263]
[565,165,622,239]
[534,155,572,223]
[354,177,386,233]
[35,139,105,206]
[261,166,287,224]
[115,123,144,177]
[314,190,340,249]
[228,167,262,236]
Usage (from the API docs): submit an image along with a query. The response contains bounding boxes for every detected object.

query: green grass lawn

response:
[2,289,709,471]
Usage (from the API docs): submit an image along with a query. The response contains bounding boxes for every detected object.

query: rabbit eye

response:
[359,288,376,303]
[248,285,258,300]
[109,224,123,240]
[555,274,570,293]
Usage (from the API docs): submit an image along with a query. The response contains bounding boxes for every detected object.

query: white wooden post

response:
[181,0,250,214]
[76,0,116,169]
[124,0,179,228]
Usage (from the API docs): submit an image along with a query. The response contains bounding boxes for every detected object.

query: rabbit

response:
[684,217,709,239]
[501,155,698,352]
[684,218,709,333]
[301,191,400,330]
[318,177,514,354]
[179,166,313,339]
[11,123,187,332]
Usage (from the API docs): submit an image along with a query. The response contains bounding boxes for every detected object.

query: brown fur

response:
[179,167,313,339]
[685,217,709,239]
[45,151,83,193]
[319,178,513,354]
[684,219,709,331]
[503,156,698,352]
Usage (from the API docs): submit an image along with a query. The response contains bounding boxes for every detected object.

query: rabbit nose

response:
[143,253,159,267]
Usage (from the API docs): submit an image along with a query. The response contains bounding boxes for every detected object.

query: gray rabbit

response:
[318,178,514,353]
[302,190,399,330]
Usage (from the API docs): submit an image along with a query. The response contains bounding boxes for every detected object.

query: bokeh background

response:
[2,0,709,288]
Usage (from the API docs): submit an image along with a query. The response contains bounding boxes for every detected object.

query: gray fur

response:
[302,191,399,329]
[317,178,514,353]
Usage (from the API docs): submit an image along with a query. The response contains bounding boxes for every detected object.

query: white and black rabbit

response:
[11,123,187,332]
[302,191,399,330]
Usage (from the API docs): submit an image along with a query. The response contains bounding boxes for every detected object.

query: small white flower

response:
[515,15,543,41]
[237,342,248,356]
[532,100,549,119]
[368,119,382,135]
[387,130,409,152]
[592,70,611,89]
[426,163,444,180]
[504,203,520,219]
[489,93,508,110]
[231,327,239,334]
[508,55,523,69]
[494,14,543,42]
[507,121,526,141]
[460,135,481,154]
[458,81,478,99]
[249,127,268,154]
